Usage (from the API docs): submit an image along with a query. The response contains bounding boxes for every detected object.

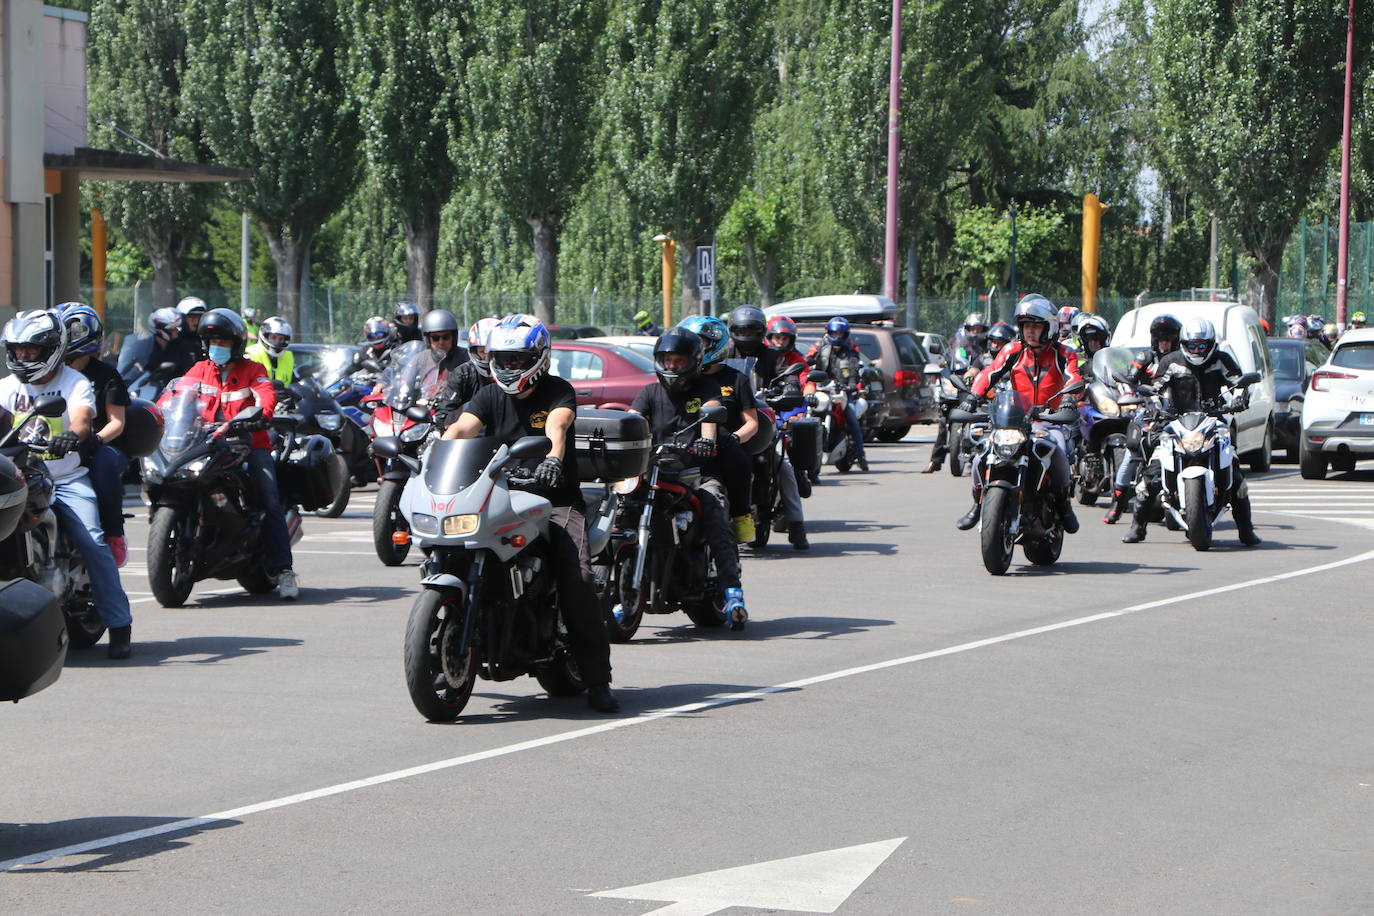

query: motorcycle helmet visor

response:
[491,350,537,373]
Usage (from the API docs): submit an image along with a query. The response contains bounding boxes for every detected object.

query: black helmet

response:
[419,309,458,339]
[198,308,248,359]
[652,328,705,392]
[727,306,767,351]
[1149,314,1182,351]
[987,321,1016,345]
[2,310,67,383]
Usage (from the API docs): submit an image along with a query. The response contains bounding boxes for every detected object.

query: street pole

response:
[1008,203,1018,304]
[882,0,902,302]
[1336,0,1356,326]
[240,211,250,314]
[1209,215,1219,291]
[654,234,676,329]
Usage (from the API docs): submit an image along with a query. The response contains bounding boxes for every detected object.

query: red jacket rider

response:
[971,338,1081,406]
[176,356,277,450]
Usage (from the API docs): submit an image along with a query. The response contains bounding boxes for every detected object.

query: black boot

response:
[920,459,941,474]
[1055,490,1080,534]
[1121,506,1149,543]
[1232,497,1262,547]
[1103,488,1130,524]
[956,496,982,531]
[788,522,810,551]
[107,625,132,660]
[857,454,869,472]
[586,684,621,713]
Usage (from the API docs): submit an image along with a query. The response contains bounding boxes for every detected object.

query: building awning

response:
[43,147,249,183]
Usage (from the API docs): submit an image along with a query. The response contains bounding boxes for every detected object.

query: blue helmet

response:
[58,302,103,357]
[679,315,730,365]
[487,313,552,394]
[826,316,850,339]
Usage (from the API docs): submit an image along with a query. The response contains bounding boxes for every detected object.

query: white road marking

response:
[5,545,1371,873]
[591,837,906,915]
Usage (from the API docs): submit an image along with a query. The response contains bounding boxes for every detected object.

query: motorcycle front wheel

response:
[148,505,197,607]
[372,479,411,566]
[535,647,585,697]
[65,605,106,649]
[314,453,352,518]
[603,542,646,643]
[1185,476,1212,551]
[979,487,1016,576]
[403,588,477,721]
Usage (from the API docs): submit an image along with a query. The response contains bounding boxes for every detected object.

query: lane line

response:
[7,544,1373,873]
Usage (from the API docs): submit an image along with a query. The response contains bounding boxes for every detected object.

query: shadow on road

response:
[0,815,240,873]
[191,585,414,609]
[461,681,793,723]
[63,635,303,668]
[631,614,895,646]
[800,518,905,534]
[1008,560,1198,577]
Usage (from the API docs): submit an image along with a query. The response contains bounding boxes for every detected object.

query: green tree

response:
[86,0,217,311]
[1152,0,1367,322]
[343,0,455,308]
[718,186,791,306]
[600,0,775,315]
[456,0,606,325]
[953,204,1069,291]
[184,0,361,328]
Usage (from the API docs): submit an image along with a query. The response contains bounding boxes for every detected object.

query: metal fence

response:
[1277,218,1374,320]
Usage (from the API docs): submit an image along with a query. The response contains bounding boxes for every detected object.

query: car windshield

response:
[1331,342,1374,371]
[1267,344,1304,380]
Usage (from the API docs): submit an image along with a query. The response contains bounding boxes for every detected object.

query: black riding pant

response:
[549,506,612,687]
[705,441,752,518]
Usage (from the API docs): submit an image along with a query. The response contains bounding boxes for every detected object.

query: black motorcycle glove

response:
[959,395,981,412]
[533,456,563,489]
[691,437,717,459]
[1228,390,1250,412]
[47,431,79,458]
[77,432,103,460]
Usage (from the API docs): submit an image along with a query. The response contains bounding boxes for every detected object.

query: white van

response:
[1111,300,1277,470]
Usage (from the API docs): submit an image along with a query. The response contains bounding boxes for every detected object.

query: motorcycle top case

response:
[111,398,164,458]
[0,452,27,543]
[573,408,651,482]
[0,577,66,702]
[787,415,823,475]
[277,434,344,511]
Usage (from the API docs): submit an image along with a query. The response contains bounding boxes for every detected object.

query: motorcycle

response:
[1075,347,1138,506]
[743,363,810,548]
[363,342,437,566]
[950,380,1084,575]
[280,368,366,518]
[141,377,338,606]
[806,367,869,474]
[385,434,590,721]
[602,404,735,641]
[1133,370,1260,551]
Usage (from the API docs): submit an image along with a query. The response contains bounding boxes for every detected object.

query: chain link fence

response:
[1277,218,1374,321]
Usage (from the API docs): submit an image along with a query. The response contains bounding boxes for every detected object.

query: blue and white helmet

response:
[679,315,730,365]
[487,313,551,394]
[826,316,850,339]
[58,302,103,357]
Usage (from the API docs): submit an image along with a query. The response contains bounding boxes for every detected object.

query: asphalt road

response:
[5,433,1374,915]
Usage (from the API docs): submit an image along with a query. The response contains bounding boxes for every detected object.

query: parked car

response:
[581,334,657,362]
[1298,327,1374,478]
[1267,337,1329,462]
[915,332,950,364]
[1112,299,1276,471]
[548,340,656,408]
[794,323,938,439]
[547,325,605,340]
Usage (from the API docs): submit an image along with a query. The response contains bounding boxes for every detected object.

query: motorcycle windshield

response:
[988,388,1031,428]
[422,438,501,495]
[1094,346,1137,384]
[380,341,450,409]
[157,377,214,455]
[313,346,361,390]
[287,377,338,417]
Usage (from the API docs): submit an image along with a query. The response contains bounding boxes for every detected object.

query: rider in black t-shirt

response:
[441,314,619,712]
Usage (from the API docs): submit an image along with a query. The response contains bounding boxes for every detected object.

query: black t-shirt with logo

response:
[78,357,132,430]
[463,375,581,507]
[630,376,724,446]
[703,366,755,434]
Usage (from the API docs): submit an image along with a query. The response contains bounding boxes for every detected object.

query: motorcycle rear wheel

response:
[535,648,585,697]
[1023,525,1063,566]
[685,589,727,628]
[148,506,197,607]
[314,453,352,518]
[403,589,476,721]
[372,479,411,566]
[65,606,106,649]
[979,488,1016,576]
[1185,477,1212,551]
[237,566,276,594]
[603,542,646,643]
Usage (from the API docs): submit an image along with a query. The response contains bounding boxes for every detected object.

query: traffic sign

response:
[697,245,715,291]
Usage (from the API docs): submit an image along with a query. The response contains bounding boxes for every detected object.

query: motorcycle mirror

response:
[370,436,402,460]
[807,369,832,385]
[29,395,67,418]
[1236,371,1261,388]
[404,404,431,423]
[235,405,263,422]
[509,435,552,460]
[157,361,178,373]
[699,404,729,424]
[1058,379,1086,397]
[359,399,378,412]
[947,408,985,423]
[275,412,303,428]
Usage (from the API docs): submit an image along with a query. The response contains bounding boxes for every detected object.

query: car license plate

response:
[1360,414,1374,426]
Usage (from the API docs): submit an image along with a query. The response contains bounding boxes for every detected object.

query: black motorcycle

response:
[280,368,364,518]
[951,380,1083,575]
[363,342,436,566]
[747,363,810,548]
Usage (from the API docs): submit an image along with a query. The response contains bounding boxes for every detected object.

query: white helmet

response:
[1014,294,1058,341]
[176,296,208,318]
[1180,317,1218,366]
[3,310,68,383]
[150,307,183,341]
[467,317,502,378]
[258,316,293,357]
[487,314,551,394]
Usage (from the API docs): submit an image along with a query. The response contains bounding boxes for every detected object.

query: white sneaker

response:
[275,568,299,600]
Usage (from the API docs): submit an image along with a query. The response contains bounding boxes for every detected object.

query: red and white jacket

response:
[177,357,277,450]
[971,340,1081,407]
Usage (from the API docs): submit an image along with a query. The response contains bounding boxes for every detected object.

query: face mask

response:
[208,345,233,366]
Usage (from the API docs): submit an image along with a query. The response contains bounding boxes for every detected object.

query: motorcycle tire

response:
[979,487,1016,576]
[1185,477,1212,551]
[875,424,911,443]
[603,542,646,643]
[1076,481,1100,506]
[685,590,727,628]
[372,479,411,566]
[403,588,476,721]
[1023,527,1063,566]
[314,453,352,518]
[535,647,586,698]
[237,566,276,595]
[65,605,106,650]
[148,506,197,608]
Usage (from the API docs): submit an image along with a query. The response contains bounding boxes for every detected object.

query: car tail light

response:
[893,369,921,387]
[1311,370,1358,392]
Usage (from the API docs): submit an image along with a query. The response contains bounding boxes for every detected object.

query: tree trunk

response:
[403,213,440,310]
[150,247,177,312]
[1248,239,1285,328]
[528,214,560,327]
[263,225,312,329]
[741,239,775,307]
[905,238,919,327]
[679,237,702,316]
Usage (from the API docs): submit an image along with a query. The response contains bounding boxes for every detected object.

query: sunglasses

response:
[427,332,455,341]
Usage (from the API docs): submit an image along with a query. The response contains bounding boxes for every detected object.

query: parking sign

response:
[697,246,715,292]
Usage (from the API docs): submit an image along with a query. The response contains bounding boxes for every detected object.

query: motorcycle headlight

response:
[141,456,163,483]
[411,513,439,536]
[442,514,479,536]
[612,476,641,495]
[1179,429,1210,453]
[400,423,432,443]
[171,456,210,480]
[316,411,343,431]
[991,429,1027,448]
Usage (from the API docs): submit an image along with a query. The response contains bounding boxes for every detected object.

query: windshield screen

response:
[422,438,500,495]
[988,388,1032,427]
[157,377,215,454]
[1093,346,1138,384]
[380,341,435,408]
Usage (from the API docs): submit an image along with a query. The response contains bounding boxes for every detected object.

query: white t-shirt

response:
[0,365,96,482]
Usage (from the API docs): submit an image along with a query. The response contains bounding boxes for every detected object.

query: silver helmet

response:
[1180,317,1218,366]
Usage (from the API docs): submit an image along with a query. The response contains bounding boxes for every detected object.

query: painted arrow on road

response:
[590,837,906,916]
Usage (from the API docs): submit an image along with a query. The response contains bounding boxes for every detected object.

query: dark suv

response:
[796,323,938,441]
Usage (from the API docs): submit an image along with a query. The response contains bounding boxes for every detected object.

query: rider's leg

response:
[843,402,868,471]
[707,442,754,542]
[50,476,133,656]
[547,506,614,689]
[924,416,949,472]
[245,448,296,593]
[1045,426,1079,533]
[698,476,747,627]
[1122,458,1162,543]
[956,452,985,530]
[776,455,809,549]
[88,443,130,566]
[1229,472,1262,546]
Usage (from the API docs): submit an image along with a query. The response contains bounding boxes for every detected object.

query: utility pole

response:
[882,0,902,302]
[1008,203,1019,303]
[1336,0,1356,326]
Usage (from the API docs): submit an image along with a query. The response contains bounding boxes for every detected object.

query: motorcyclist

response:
[804,316,869,472]
[441,314,620,711]
[177,296,208,341]
[956,295,1082,533]
[628,328,749,629]
[633,309,661,337]
[58,303,132,569]
[950,312,989,366]
[1121,317,1261,546]
[243,316,295,386]
[412,308,469,402]
[360,316,396,367]
[117,307,199,389]
[1074,315,1111,380]
[433,316,499,429]
[683,315,759,545]
[180,308,300,598]
[393,301,423,342]
[766,316,809,384]
[242,305,261,340]
[922,321,1010,474]
[1104,314,1181,524]
[1321,322,1339,349]
[1056,305,1082,346]
[0,309,134,658]
[1349,311,1367,331]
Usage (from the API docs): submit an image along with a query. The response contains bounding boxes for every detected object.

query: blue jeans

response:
[246,449,293,574]
[89,444,129,537]
[52,475,132,628]
[843,402,867,460]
